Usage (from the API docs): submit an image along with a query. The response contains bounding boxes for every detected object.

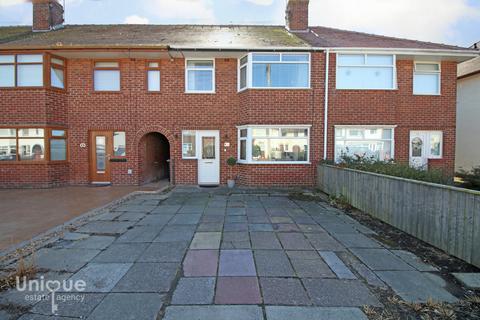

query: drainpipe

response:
[323,49,330,160]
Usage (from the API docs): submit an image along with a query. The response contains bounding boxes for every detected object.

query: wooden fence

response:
[317,164,480,268]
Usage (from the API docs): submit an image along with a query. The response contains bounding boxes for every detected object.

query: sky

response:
[0,0,478,47]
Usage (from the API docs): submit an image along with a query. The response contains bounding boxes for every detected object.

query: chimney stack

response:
[285,0,309,32]
[32,0,64,32]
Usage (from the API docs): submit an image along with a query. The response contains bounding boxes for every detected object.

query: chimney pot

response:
[285,0,309,32]
[32,0,64,32]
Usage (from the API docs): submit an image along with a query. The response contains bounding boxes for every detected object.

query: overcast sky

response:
[0,0,478,47]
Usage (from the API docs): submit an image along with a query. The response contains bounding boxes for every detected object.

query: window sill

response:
[413,93,441,96]
[185,91,216,94]
[335,88,398,91]
[0,86,45,91]
[92,91,122,94]
[238,87,311,92]
[0,160,69,165]
[238,161,311,165]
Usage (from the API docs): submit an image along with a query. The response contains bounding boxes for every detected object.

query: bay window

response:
[237,126,310,164]
[336,54,396,90]
[185,59,215,93]
[0,127,68,162]
[94,61,120,91]
[50,57,65,89]
[239,53,310,90]
[413,62,440,95]
[0,54,44,87]
[335,126,395,162]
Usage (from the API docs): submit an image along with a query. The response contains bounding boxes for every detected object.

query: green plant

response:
[226,157,237,167]
[456,166,480,190]
[335,154,452,185]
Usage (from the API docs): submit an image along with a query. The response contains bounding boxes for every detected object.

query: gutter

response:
[323,49,330,160]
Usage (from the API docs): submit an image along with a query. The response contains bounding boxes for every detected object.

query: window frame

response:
[335,53,397,90]
[413,61,441,96]
[185,58,215,94]
[0,126,68,163]
[236,125,311,164]
[112,131,127,158]
[238,52,311,91]
[182,130,198,159]
[49,54,66,91]
[0,53,46,89]
[93,60,121,92]
[146,60,161,93]
[334,125,396,162]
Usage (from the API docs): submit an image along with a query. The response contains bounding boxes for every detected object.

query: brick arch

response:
[133,125,175,148]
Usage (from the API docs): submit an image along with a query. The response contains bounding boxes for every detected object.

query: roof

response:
[0,24,475,53]
[458,56,480,78]
[0,25,309,50]
[294,26,469,51]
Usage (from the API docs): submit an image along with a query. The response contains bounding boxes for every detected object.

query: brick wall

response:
[0,51,457,188]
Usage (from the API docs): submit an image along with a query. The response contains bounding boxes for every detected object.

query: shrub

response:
[456,166,480,190]
[333,154,452,185]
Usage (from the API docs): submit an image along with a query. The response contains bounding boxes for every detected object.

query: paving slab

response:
[67,235,116,250]
[190,232,222,249]
[75,221,135,235]
[223,223,248,232]
[163,305,264,320]
[153,225,196,242]
[376,271,458,303]
[92,243,149,263]
[112,263,178,292]
[272,224,300,232]
[30,293,105,318]
[138,241,189,262]
[250,232,282,249]
[260,278,311,305]
[226,215,248,223]
[254,250,295,277]
[265,306,368,320]
[67,263,132,293]
[169,214,202,225]
[350,249,415,271]
[297,224,326,233]
[61,232,89,241]
[331,233,382,248]
[151,205,181,214]
[304,233,346,251]
[392,250,438,271]
[17,314,71,320]
[117,211,147,221]
[197,222,224,232]
[277,233,313,250]
[215,277,262,304]
[177,205,204,214]
[218,250,256,276]
[183,250,218,277]
[319,251,356,279]
[87,293,163,320]
[137,214,173,226]
[116,226,161,243]
[452,273,480,289]
[303,279,382,307]
[290,255,336,278]
[32,248,100,272]
[171,277,215,305]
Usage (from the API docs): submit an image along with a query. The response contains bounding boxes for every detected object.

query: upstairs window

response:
[94,61,120,91]
[185,59,215,93]
[50,56,65,89]
[147,62,161,92]
[0,54,44,87]
[336,54,396,90]
[239,53,310,90]
[413,62,440,95]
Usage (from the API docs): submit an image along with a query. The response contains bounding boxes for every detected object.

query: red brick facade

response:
[0,51,458,188]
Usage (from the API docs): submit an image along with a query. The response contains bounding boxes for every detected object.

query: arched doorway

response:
[139,132,170,184]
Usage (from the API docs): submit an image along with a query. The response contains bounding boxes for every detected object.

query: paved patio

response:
[0,180,169,251]
[0,186,460,320]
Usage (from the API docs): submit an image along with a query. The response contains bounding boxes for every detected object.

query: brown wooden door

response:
[89,131,112,183]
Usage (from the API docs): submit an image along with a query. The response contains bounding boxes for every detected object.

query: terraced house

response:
[0,0,477,188]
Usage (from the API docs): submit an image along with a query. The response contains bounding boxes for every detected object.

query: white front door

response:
[198,130,220,185]
[409,131,428,169]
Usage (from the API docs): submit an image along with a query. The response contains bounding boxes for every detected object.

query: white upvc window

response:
[147,62,161,92]
[334,126,396,162]
[94,61,120,91]
[238,52,310,91]
[413,62,441,95]
[182,130,197,159]
[336,53,396,90]
[237,125,311,164]
[185,59,215,93]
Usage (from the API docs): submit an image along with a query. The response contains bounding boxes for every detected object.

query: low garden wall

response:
[317,164,480,268]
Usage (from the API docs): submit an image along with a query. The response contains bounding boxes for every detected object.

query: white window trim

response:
[237,52,311,92]
[185,58,215,94]
[413,61,441,96]
[334,125,397,162]
[410,130,443,159]
[236,125,311,164]
[181,130,198,159]
[335,53,397,90]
